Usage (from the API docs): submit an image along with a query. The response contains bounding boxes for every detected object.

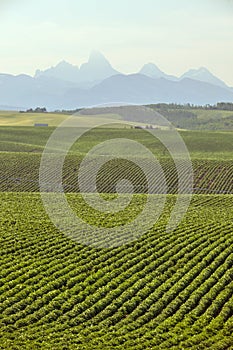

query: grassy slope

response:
[149,107,233,130]
[193,109,233,120]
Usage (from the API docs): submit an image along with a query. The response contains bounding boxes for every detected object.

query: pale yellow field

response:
[0,111,156,128]
[0,112,69,126]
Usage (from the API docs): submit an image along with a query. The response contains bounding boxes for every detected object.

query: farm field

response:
[0,153,232,194]
[1,193,233,349]
[0,125,232,159]
[0,111,143,128]
[0,125,232,195]
[0,116,233,349]
[0,111,68,127]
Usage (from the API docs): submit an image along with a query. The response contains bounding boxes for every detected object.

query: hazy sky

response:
[1,0,233,85]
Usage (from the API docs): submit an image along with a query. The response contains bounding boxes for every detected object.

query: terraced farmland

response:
[0,123,233,349]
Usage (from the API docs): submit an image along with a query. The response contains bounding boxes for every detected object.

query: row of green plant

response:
[1,193,232,349]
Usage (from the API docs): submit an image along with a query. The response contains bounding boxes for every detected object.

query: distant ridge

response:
[0,51,232,110]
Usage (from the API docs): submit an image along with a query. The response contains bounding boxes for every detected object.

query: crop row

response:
[0,152,232,194]
[1,192,233,349]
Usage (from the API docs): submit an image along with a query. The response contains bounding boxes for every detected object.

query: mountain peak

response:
[139,63,165,78]
[181,67,227,88]
[84,50,113,68]
[34,51,119,84]
[34,60,80,82]
[55,60,76,68]
[198,67,209,72]
[78,51,119,82]
[88,50,109,63]
[186,67,210,75]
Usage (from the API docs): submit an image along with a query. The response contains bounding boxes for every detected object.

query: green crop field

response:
[0,112,233,349]
[1,193,233,349]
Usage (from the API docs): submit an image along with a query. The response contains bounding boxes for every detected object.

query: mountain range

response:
[1,51,233,110]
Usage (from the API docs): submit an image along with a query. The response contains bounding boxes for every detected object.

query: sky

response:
[1,0,233,85]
